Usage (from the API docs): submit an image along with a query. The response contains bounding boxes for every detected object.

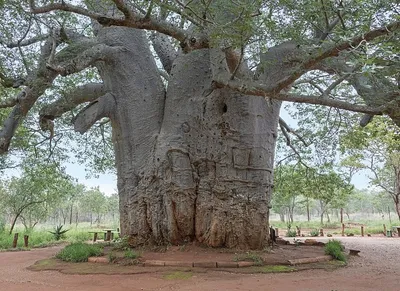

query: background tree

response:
[0,1,398,248]
[1,161,72,234]
[80,187,107,226]
[341,117,400,220]
[273,164,310,223]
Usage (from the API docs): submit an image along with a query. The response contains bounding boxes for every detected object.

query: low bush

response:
[49,225,69,241]
[286,230,297,237]
[56,243,103,262]
[310,229,319,237]
[324,240,346,262]
[108,252,118,263]
[124,249,140,259]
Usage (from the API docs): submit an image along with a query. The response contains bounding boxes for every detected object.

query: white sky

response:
[63,158,370,196]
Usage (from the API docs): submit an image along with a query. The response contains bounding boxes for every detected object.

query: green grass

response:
[270,219,396,236]
[56,242,103,262]
[324,240,346,262]
[286,230,297,237]
[0,225,111,250]
[233,252,264,266]
[163,271,193,280]
[254,265,296,273]
[124,249,140,259]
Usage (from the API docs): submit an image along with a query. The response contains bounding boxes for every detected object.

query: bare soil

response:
[1,236,400,290]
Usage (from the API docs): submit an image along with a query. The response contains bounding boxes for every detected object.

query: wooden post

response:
[341,224,345,236]
[383,224,387,236]
[275,228,279,237]
[106,230,111,241]
[361,226,364,237]
[319,229,324,237]
[93,232,98,242]
[12,233,18,248]
[23,235,29,247]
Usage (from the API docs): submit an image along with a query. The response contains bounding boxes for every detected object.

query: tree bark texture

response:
[35,17,309,249]
[89,26,282,249]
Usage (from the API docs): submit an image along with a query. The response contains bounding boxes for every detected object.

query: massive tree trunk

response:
[93,26,281,249]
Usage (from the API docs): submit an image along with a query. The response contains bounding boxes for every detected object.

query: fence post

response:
[383,224,387,236]
[23,235,29,247]
[361,226,364,237]
[341,224,345,236]
[12,233,19,248]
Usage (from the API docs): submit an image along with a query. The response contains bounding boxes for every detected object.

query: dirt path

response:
[1,237,399,291]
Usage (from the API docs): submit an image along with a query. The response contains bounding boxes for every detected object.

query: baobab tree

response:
[0,1,399,248]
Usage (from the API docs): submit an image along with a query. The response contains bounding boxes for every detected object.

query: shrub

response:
[56,243,103,262]
[124,249,140,259]
[286,230,297,237]
[324,240,346,262]
[49,225,69,241]
[310,229,319,237]
[108,252,118,263]
[0,219,5,233]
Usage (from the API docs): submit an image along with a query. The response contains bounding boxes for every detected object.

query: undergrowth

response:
[324,240,346,262]
[56,242,103,262]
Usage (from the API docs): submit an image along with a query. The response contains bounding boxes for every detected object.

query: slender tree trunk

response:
[9,213,21,235]
[69,204,73,225]
[306,198,311,222]
[340,208,344,224]
[279,211,285,223]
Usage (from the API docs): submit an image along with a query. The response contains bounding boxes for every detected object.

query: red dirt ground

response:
[1,236,400,290]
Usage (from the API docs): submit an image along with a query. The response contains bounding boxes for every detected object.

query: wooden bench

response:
[89,229,121,242]
[88,231,107,242]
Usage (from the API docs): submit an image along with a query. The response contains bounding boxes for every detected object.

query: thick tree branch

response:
[0,30,95,154]
[29,0,187,44]
[48,43,122,76]
[0,88,34,154]
[112,0,132,19]
[269,20,400,94]
[40,83,105,120]
[72,93,116,134]
[150,33,179,73]
[213,78,396,115]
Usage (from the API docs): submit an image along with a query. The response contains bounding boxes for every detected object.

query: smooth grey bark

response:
[83,24,285,248]
[117,48,280,249]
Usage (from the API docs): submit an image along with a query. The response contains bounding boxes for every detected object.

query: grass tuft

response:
[324,240,346,262]
[56,242,103,262]
[233,252,264,266]
[163,271,193,280]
